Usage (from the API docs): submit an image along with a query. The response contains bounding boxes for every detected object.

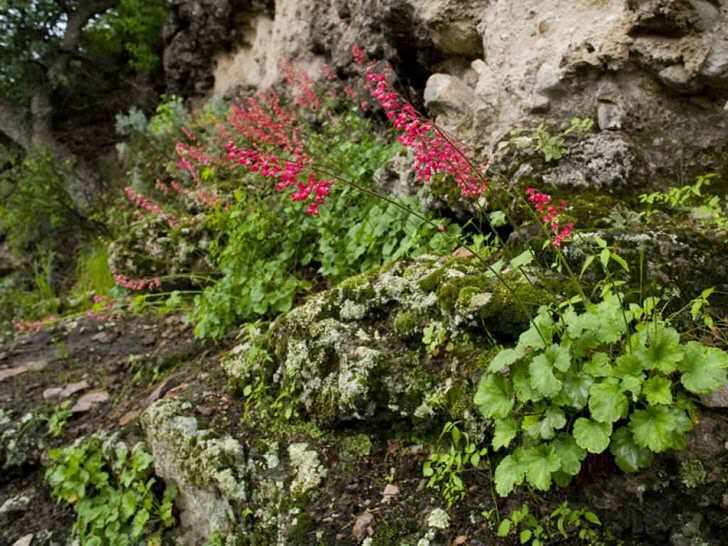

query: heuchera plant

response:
[476,291,728,496]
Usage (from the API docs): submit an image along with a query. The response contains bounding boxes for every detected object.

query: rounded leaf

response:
[573,418,612,454]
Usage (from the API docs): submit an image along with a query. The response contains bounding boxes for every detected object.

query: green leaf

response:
[131,509,150,538]
[524,408,567,440]
[554,372,593,410]
[611,253,629,273]
[545,343,571,372]
[599,248,610,270]
[588,379,628,423]
[512,361,541,403]
[635,324,683,373]
[493,416,519,450]
[609,427,654,473]
[494,453,526,496]
[642,376,673,405]
[510,249,535,269]
[530,353,563,398]
[489,210,507,228]
[474,374,514,419]
[583,352,612,377]
[497,519,511,537]
[629,406,691,453]
[551,434,586,476]
[488,348,524,373]
[579,255,595,279]
[517,310,554,352]
[573,418,612,454]
[120,491,137,521]
[521,444,561,491]
[678,342,728,394]
[585,512,601,525]
[614,353,644,376]
[620,374,644,400]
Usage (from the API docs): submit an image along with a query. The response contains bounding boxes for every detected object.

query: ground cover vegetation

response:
[1,38,728,544]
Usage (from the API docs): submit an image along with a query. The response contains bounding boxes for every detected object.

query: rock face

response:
[136,258,728,546]
[141,399,247,543]
[223,255,545,426]
[107,213,214,286]
[440,0,728,189]
[164,0,728,190]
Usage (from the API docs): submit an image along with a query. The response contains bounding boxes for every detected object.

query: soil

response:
[0,312,222,545]
[2,312,728,546]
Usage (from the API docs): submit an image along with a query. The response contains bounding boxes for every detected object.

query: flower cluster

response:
[354,47,486,197]
[526,187,574,247]
[114,274,162,291]
[124,187,179,228]
[226,143,333,215]
[12,318,51,333]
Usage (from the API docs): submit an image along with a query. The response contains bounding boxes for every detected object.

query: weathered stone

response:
[658,64,704,93]
[71,390,110,413]
[0,410,46,477]
[42,380,89,400]
[141,398,245,544]
[700,37,728,79]
[544,132,639,189]
[223,256,546,427]
[10,534,33,546]
[424,74,477,117]
[597,100,625,130]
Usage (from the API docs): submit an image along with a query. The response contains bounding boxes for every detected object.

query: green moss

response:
[370,517,415,545]
[312,387,340,426]
[444,380,474,420]
[341,433,372,461]
[436,273,490,314]
[456,285,488,310]
[393,309,426,338]
[680,458,707,489]
[478,275,550,336]
[418,266,448,293]
[337,271,377,303]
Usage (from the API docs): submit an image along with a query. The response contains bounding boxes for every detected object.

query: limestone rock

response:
[163,0,728,190]
[141,398,245,544]
[223,256,547,426]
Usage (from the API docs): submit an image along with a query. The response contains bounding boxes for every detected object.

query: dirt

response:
[0,312,222,545]
[2,311,728,546]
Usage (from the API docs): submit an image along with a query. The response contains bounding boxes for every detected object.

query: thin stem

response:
[316,163,549,345]
[516,192,591,307]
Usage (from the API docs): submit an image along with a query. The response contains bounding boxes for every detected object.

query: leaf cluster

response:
[496,502,605,546]
[423,422,488,507]
[45,435,176,545]
[474,292,728,496]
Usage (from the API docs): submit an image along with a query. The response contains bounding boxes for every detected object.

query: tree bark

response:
[0,97,31,151]
[0,0,120,210]
[61,0,119,52]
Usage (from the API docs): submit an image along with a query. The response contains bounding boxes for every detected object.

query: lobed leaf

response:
[530,353,563,398]
[474,374,514,419]
[588,378,628,423]
[609,427,653,473]
[678,342,728,394]
[573,418,612,454]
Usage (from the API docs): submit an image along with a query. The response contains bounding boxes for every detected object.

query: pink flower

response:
[364,65,486,197]
[124,187,179,228]
[352,44,367,65]
[526,188,574,247]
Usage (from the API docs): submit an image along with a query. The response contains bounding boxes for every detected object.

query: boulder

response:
[223,256,547,426]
